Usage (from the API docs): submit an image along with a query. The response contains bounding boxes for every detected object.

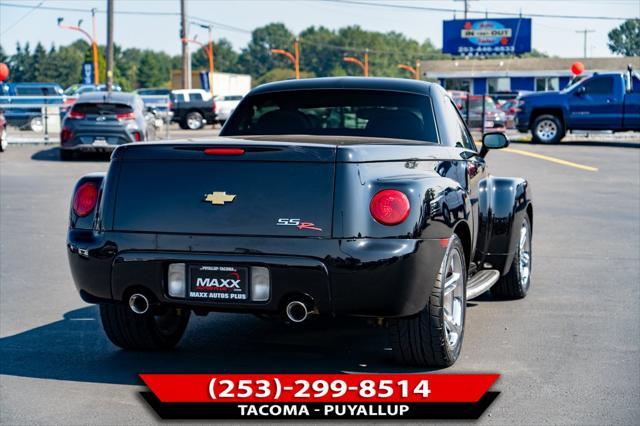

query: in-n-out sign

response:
[461,28,512,39]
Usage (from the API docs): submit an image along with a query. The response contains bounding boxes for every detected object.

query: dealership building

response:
[420,57,640,95]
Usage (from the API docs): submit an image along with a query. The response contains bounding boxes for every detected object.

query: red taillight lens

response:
[133,131,141,141]
[212,102,216,113]
[60,126,72,143]
[67,110,86,119]
[116,112,135,121]
[370,189,410,226]
[73,182,98,217]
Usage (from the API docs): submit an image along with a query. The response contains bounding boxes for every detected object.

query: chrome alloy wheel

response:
[518,218,532,291]
[187,115,202,130]
[443,248,464,350]
[535,119,557,142]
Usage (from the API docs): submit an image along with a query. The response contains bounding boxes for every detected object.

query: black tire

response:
[185,111,204,130]
[59,149,74,161]
[390,235,467,367]
[99,303,190,350]
[531,114,564,144]
[492,214,532,300]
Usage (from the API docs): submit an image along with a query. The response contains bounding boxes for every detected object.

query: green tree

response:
[238,23,294,76]
[31,42,47,81]
[137,50,165,88]
[608,18,640,56]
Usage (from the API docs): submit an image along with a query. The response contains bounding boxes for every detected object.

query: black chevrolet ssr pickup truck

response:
[67,77,533,367]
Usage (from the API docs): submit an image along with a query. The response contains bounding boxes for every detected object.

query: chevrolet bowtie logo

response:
[204,191,236,205]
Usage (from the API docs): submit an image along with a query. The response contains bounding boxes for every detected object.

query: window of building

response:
[487,77,510,94]
[535,77,559,92]
[443,78,472,93]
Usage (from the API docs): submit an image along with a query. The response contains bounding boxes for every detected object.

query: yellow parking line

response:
[473,141,599,172]
[503,148,599,172]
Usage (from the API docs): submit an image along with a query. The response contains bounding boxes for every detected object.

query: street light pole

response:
[57,13,100,85]
[91,9,99,85]
[343,51,369,77]
[576,29,595,58]
[397,61,421,80]
[271,38,300,79]
[182,33,214,96]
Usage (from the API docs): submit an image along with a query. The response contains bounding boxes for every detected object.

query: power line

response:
[325,0,633,21]
[0,1,45,36]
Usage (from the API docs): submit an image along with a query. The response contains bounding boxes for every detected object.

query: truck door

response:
[568,75,623,130]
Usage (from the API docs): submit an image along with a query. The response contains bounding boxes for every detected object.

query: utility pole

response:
[576,29,595,58]
[455,0,470,19]
[180,0,191,89]
[106,0,114,94]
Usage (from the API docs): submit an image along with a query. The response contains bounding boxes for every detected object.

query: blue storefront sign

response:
[443,18,532,56]
[81,62,94,84]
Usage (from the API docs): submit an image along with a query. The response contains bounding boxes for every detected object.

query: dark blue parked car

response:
[0,82,65,131]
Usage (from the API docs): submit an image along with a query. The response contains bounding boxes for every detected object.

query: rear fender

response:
[333,160,471,239]
[476,176,532,275]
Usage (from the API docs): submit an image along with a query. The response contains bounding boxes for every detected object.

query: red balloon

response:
[571,61,584,76]
[0,63,8,81]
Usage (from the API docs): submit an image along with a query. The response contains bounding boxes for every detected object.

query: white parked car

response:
[214,95,244,124]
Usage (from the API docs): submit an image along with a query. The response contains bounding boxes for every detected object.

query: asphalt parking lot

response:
[1,138,639,424]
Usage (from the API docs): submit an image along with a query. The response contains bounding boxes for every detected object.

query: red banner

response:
[140,373,498,404]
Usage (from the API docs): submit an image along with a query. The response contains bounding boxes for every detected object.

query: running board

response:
[466,270,500,300]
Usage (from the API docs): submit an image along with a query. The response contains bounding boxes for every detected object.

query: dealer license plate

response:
[93,137,108,146]
[188,265,249,302]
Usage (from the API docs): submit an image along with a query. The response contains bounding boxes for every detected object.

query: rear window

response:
[72,103,133,115]
[221,89,438,143]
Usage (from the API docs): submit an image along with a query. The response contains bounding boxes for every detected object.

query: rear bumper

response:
[67,231,446,318]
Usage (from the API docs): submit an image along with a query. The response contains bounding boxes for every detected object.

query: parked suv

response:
[171,89,216,130]
[60,92,155,160]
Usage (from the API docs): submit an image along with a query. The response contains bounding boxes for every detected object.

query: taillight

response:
[212,101,216,113]
[60,126,72,143]
[168,100,173,110]
[133,131,142,141]
[116,112,135,121]
[73,182,98,217]
[370,189,410,226]
[67,110,86,119]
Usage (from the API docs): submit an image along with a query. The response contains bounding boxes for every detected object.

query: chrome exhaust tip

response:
[129,293,149,315]
[285,300,309,323]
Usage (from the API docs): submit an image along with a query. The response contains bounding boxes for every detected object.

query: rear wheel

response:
[390,235,466,367]
[99,303,190,350]
[492,214,532,299]
[29,116,44,133]
[185,111,204,130]
[531,115,564,144]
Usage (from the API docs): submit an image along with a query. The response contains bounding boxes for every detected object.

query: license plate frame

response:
[187,265,249,302]
[92,137,108,146]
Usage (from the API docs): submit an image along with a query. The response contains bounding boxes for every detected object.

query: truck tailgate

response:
[110,143,336,237]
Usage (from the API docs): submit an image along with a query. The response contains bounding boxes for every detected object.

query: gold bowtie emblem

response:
[204,191,236,205]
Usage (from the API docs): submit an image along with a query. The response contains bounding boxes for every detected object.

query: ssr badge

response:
[277,218,322,231]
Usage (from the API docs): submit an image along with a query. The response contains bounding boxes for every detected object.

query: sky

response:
[1,0,638,58]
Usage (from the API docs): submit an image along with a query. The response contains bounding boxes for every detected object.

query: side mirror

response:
[575,86,586,96]
[480,132,509,157]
